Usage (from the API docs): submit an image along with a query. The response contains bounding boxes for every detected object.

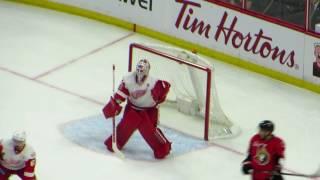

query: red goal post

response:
[128,43,239,140]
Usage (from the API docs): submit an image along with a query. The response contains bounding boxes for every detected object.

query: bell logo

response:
[119,0,152,11]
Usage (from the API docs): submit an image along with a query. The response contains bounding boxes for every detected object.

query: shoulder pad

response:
[24,145,36,159]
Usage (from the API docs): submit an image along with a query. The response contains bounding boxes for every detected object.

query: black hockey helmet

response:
[259,120,274,132]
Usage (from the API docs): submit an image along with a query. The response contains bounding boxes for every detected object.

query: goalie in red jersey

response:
[242,120,285,180]
[102,59,172,159]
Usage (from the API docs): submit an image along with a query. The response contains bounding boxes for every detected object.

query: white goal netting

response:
[128,43,240,140]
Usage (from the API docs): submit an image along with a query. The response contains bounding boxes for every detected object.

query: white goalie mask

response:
[135,59,150,83]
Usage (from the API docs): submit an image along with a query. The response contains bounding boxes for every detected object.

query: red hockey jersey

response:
[248,134,285,179]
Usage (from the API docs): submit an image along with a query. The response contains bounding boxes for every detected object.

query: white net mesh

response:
[129,43,240,140]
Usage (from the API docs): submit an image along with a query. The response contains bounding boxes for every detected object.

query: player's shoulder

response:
[1,139,12,147]
[248,134,260,145]
[122,72,135,82]
[251,134,260,140]
[149,76,159,83]
[272,135,285,144]
[123,72,134,78]
[23,144,36,159]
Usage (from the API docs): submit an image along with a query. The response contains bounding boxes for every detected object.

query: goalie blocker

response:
[102,59,172,159]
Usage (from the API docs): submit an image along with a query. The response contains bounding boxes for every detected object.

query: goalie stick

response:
[111,64,125,159]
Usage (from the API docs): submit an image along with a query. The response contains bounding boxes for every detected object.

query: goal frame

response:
[128,43,212,141]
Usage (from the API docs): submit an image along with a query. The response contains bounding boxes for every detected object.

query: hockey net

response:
[128,43,240,140]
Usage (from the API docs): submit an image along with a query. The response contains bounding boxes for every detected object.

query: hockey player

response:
[0,131,36,180]
[102,59,172,159]
[242,120,285,180]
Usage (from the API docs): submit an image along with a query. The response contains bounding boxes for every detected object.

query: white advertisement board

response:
[49,0,318,83]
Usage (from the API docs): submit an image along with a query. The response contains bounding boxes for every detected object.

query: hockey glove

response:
[102,97,122,118]
[271,174,283,180]
[241,161,253,175]
[271,164,283,180]
[151,80,170,104]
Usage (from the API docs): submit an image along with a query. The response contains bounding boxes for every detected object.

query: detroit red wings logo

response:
[131,89,147,99]
[130,84,149,99]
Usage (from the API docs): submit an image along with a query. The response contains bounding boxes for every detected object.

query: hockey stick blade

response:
[111,116,125,159]
[112,141,125,159]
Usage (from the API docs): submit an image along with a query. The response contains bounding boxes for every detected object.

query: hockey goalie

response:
[102,59,172,159]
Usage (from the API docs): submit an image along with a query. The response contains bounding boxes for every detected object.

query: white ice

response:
[0,1,320,180]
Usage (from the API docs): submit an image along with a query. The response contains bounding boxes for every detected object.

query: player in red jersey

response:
[0,131,36,180]
[242,120,285,180]
[102,59,172,159]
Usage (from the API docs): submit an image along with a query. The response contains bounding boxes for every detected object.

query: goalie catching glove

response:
[151,80,170,104]
[102,97,122,118]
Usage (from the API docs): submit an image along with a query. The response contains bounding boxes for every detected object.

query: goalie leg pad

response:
[154,140,171,159]
[138,109,171,159]
[153,128,171,159]
[104,105,142,152]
